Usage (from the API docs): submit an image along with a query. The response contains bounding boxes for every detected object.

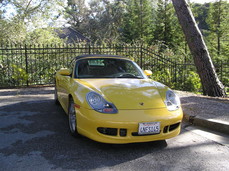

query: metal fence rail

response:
[0,43,228,91]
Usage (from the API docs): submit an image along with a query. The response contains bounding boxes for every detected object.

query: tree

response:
[65,0,89,33]
[154,0,173,47]
[153,0,185,54]
[121,0,154,44]
[88,0,125,43]
[207,0,229,61]
[0,0,65,43]
[65,0,125,43]
[191,2,210,32]
[99,0,125,43]
[172,0,226,97]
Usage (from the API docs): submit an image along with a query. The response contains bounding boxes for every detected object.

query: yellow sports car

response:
[55,54,183,144]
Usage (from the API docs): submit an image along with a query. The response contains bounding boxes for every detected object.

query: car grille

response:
[97,122,180,137]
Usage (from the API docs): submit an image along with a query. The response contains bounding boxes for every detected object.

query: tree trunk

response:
[172,0,226,97]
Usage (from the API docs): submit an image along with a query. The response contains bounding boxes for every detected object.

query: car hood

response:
[77,79,166,110]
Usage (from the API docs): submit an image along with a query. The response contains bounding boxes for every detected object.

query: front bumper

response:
[76,107,183,144]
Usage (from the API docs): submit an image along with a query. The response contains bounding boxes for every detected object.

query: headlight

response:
[165,90,181,111]
[86,92,118,114]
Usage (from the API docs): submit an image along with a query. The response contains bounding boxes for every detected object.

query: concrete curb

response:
[183,112,229,135]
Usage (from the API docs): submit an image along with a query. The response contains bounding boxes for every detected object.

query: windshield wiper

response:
[117,74,142,79]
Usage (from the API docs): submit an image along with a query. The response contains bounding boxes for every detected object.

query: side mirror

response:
[57,68,71,76]
[144,70,152,76]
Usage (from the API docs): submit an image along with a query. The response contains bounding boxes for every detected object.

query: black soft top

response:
[75,54,127,60]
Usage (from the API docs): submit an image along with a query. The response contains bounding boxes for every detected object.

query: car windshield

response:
[75,58,146,79]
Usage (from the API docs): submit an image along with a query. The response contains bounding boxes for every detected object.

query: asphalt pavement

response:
[0,87,229,171]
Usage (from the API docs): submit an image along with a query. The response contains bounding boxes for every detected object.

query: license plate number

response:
[138,122,160,135]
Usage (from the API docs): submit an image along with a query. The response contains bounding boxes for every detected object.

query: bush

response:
[151,70,201,93]
[151,69,175,88]
[11,64,28,86]
[181,71,201,92]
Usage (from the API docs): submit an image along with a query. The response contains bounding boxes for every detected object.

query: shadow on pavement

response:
[0,98,168,170]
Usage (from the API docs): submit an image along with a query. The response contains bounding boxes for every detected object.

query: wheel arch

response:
[68,94,73,112]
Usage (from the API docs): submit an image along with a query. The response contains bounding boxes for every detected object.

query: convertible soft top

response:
[75,54,127,60]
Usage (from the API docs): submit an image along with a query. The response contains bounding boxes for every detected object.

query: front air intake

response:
[97,127,118,136]
[169,123,180,132]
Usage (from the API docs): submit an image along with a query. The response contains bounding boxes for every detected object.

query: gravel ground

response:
[177,91,229,124]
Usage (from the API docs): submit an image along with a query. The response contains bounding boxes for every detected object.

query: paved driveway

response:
[1,87,229,171]
[0,87,168,170]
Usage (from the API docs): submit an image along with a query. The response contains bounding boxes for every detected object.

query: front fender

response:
[68,79,93,110]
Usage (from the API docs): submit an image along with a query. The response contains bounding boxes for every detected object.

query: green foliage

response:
[150,68,175,88]
[65,0,89,33]
[151,68,201,93]
[181,71,202,93]
[121,0,154,44]
[0,0,65,43]
[226,87,229,95]
[11,64,28,85]
[25,28,64,44]
[206,0,229,62]
[0,43,227,95]
[191,2,210,32]
[65,0,125,44]
[153,0,184,49]
[0,19,27,43]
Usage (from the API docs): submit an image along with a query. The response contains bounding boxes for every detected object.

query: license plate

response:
[138,122,160,135]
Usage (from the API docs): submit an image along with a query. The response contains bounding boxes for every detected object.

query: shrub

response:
[12,64,28,86]
[151,70,201,93]
[181,71,201,92]
[151,69,175,88]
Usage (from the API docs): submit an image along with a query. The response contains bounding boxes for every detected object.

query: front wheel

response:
[68,98,79,137]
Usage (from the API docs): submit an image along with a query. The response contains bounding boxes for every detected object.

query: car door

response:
[58,60,76,112]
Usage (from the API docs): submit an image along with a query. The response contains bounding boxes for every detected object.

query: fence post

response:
[174,62,177,83]
[220,61,223,82]
[88,43,91,54]
[140,44,143,68]
[24,44,29,86]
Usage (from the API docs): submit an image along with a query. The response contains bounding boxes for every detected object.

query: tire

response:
[68,98,79,137]
[54,85,60,105]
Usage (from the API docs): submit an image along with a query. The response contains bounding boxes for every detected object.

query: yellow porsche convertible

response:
[55,54,183,144]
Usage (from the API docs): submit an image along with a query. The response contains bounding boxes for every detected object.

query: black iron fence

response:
[0,43,228,92]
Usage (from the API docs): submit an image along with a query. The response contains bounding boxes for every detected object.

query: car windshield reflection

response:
[75,58,145,79]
